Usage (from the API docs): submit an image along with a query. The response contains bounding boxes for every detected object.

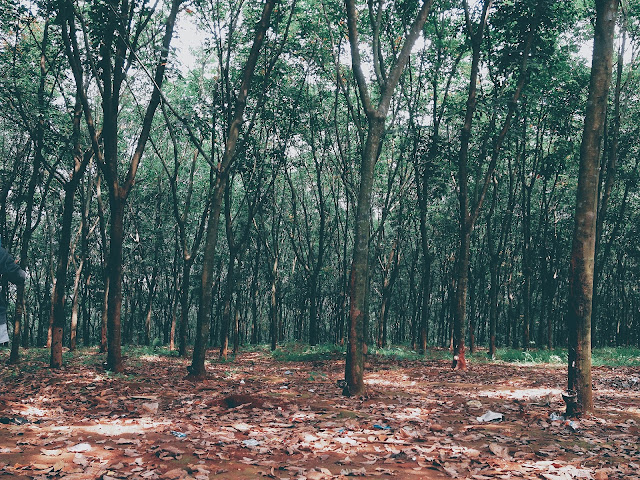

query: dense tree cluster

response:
[0,0,637,410]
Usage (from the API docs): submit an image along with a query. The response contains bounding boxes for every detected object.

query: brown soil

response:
[0,349,638,479]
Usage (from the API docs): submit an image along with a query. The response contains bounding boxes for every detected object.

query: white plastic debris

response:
[476,411,503,422]
[67,443,92,453]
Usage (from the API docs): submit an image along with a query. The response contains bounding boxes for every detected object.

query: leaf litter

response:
[0,349,638,479]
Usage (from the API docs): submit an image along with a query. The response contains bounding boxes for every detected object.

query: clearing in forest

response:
[0,348,638,479]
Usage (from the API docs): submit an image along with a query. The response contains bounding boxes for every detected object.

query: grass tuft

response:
[271,343,345,362]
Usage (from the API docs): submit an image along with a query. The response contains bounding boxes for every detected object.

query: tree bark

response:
[452,0,539,369]
[567,0,619,416]
[269,255,279,351]
[51,179,84,367]
[250,242,261,345]
[344,0,433,396]
[177,260,192,356]
[189,0,277,378]
[9,19,52,363]
[105,197,125,372]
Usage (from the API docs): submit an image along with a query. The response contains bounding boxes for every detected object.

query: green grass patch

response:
[592,346,640,366]
[268,344,640,368]
[271,343,345,362]
[122,345,181,358]
[368,345,425,361]
[490,348,566,365]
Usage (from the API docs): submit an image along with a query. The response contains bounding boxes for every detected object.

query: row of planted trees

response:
[0,0,637,411]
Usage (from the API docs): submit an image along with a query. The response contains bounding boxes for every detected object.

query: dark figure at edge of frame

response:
[0,237,26,345]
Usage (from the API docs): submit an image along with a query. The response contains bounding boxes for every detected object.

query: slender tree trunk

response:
[308,276,320,346]
[177,260,192,356]
[346,117,385,395]
[377,240,399,348]
[143,257,159,346]
[219,254,237,359]
[233,305,241,355]
[343,0,433,395]
[522,185,533,350]
[250,243,260,345]
[418,207,431,354]
[189,0,277,377]
[105,197,125,372]
[269,256,279,351]
[9,20,50,363]
[62,0,182,369]
[469,267,477,354]
[453,226,471,369]
[70,258,84,351]
[50,184,76,368]
[567,0,618,417]
[81,177,91,347]
[451,0,490,370]
[593,15,626,339]
[453,0,539,368]
[82,271,91,346]
[487,181,498,358]
[100,278,109,353]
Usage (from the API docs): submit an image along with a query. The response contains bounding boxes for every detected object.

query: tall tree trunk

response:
[453,0,539,369]
[49,93,93,365]
[105,197,125,372]
[522,184,533,350]
[9,19,51,363]
[344,0,433,396]
[593,12,627,339]
[487,180,499,358]
[70,257,84,351]
[451,0,492,370]
[308,145,327,346]
[177,260,193,356]
[219,254,238,359]
[50,184,77,367]
[567,0,619,417]
[189,0,277,378]
[418,196,432,354]
[100,278,109,353]
[377,239,399,348]
[269,256,279,351]
[94,174,109,353]
[250,242,261,345]
[346,117,384,395]
[143,227,161,346]
[60,0,182,369]
[452,226,471,369]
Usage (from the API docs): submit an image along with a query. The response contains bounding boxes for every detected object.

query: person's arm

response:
[0,246,26,284]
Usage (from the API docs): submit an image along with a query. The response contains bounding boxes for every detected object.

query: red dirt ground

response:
[0,348,638,479]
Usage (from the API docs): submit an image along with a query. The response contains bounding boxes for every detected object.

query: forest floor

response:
[0,347,638,480]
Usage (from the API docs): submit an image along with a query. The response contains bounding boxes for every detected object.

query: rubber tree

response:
[567,0,619,416]
[48,96,92,368]
[343,0,434,396]
[452,0,540,369]
[60,0,183,371]
[155,100,211,356]
[189,0,279,378]
[592,7,629,340]
[3,14,52,363]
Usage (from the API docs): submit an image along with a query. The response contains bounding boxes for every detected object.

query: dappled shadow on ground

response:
[0,348,638,479]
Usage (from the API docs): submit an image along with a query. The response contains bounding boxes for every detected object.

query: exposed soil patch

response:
[0,349,638,479]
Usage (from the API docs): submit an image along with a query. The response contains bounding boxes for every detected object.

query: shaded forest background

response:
[0,0,639,370]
